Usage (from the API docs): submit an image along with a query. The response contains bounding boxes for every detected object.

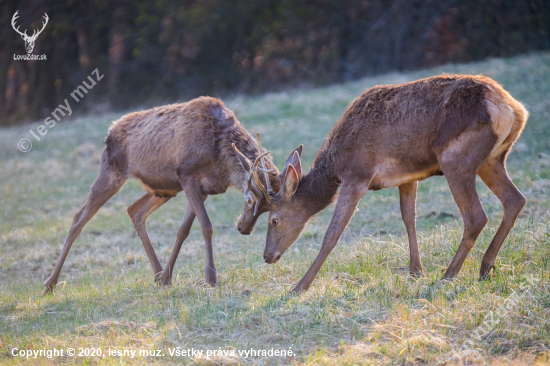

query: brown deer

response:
[246,75,528,292]
[43,96,280,295]
[234,144,303,234]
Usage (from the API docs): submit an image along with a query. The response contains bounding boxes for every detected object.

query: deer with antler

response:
[242,75,528,292]
[43,97,280,294]
[233,143,303,233]
[12,11,49,54]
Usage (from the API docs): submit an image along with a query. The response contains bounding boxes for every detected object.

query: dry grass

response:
[0,52,549,365]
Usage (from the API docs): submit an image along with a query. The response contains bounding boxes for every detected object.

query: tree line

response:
[0,0,548,124]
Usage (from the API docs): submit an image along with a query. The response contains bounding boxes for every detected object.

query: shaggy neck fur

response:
[294,148,339,216]
[213,105,280,195]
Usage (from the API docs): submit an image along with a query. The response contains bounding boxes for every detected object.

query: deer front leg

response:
[159,202,198,286]
[292,182,368,292]
[398,182,423,277]
[181,182,216,286]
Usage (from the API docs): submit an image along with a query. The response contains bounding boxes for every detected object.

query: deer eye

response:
[246,197,251,204]
[272,218,279,226]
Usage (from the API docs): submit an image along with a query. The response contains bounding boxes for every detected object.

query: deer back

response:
[105,97,271,196]
[315,75,526,187]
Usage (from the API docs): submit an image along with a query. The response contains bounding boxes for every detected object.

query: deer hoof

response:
[291,282,308,293]
[441,274,456,281]
[158,273,172,287]
[204,268,217,287]
[43,285,55,296]
[206,279,217,287]
[153,271,163,283]
[409,268,424,278]
[43,277,57,296]
[409,270,424,278]
[479,263,494,280]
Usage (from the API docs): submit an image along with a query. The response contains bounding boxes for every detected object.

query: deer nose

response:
[237,223,252,235]
[264,252,281,264]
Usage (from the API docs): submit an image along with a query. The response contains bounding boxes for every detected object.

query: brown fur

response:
[261,75,528,292]
[43,97,280,294]
[302,75,523,196]
[106,97,280,197]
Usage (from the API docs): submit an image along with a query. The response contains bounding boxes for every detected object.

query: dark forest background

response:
[1,0,549,125]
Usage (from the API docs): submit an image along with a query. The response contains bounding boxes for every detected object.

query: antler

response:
[11,11,27,38]
[11,11,48,41]
[255,133,274,195]
[251,151,274,202]
[232,141,276,203]
[29,13,48,40]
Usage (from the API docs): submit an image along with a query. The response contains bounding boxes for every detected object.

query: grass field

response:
[1,52,550,365]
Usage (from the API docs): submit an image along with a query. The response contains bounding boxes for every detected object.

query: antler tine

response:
[256,132,262,151]
[252,166,271,202]
[253,151,270,167]
[235,137,273,202]
[250,143,272,201]
[32,12,49,39]
[11,11,27,37]
[259,155,274,194]
[232,143,253,170]
[256,132,276,197]
[255,132,274,194]
[39,13,49,33]
[252,151,274,200]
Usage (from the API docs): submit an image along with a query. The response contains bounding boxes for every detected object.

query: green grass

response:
[1,52,550,365]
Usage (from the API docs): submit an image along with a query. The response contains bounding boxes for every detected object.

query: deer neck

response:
[295,157,339,216]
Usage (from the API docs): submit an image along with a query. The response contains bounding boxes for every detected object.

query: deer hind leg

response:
[127,193,171,281]
[476,154,526,279]
[399,182,423,277]
[159,201,199,287]
[441,169,488,279]
[44,161,126,295]
[181,180,216,286]
[438,129,497,279]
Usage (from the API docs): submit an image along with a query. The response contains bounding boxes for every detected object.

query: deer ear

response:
[281,146,302,179]
[282,164,299,200]
[232,143,251,173]
[294,144,303,158]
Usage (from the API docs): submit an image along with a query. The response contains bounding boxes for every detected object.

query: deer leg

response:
[127,193,171,281]
[44,164,126,295]
[399,181,423,277]
[292,181,369,292]
[437,126,498,279]
[477,157,526,279]
[181,182,216,286]
[440,168,488,279]
[159,200,201,287]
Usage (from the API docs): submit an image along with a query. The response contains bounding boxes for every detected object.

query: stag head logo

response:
[12,11,49,54]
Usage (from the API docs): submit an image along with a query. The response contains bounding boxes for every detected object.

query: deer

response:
[43,96,281,295]
[11,11,49,54]
[239,74,528,292]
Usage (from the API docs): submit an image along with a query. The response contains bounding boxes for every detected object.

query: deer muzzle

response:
[263,251,282,264]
